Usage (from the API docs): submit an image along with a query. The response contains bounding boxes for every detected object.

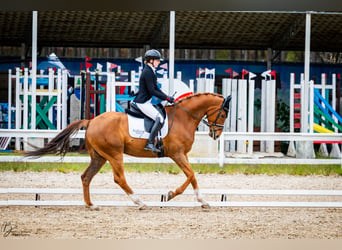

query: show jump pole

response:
[169,11,175,95]
[297,11,315,158]
[302,12,311,135]
[31,10,38,130]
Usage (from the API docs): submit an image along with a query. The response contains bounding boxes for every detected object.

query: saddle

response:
[125,103,169,157]
[125,103,166,133]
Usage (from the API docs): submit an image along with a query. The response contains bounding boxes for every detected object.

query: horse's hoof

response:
[167,191,174,201]
[138,204,147,210]
[201,203,210,210]
[85,204,100,211]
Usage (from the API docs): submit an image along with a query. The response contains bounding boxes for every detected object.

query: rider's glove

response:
[166,96,175,104]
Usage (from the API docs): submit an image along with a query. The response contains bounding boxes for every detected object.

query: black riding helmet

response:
[144,49,162,62]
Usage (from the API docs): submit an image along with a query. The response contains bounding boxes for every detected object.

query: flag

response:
[197,68,206,77]
[232,71,239,78]
[248,71,257,80]
[111,63,118,70]
[160,63,168,70]
[86,62,93,71]
[261,70,271,79]
[205,68,215,75]
[225,68,232,74]
[156,69,165,75]
[85,56,92,62]
[135,56,143,64]
[241,69,249,79]
[107,62,118,71]
[80,63,83,71]
[198,68,206,76]
[270,70,276,79]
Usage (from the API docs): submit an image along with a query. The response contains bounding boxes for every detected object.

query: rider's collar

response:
[147,63,156,73]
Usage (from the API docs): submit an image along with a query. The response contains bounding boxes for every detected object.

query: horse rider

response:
[133,49,175,153]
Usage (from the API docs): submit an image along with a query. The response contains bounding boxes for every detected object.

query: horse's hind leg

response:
[170,153,210,208]
[81,151,106,210]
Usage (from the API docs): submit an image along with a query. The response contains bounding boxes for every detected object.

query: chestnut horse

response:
[25,92,231,210]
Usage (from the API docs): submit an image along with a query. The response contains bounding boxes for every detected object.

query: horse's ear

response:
[223,95,231,112]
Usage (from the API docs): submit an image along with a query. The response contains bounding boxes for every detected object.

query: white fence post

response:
[222,78,232,152]
[189,80,194,93]
[309,80,314,134]
[56,69,62,130]
[247,76,255,154]
[219,133,225,167]
[261,73,266,152]
[237,79,247,153]
[205,68,215,93]
[265,79,276,153]
[7,70,12,130]
[23,68,28,130]
[106,70,112,112]
[15,68,21,150]
[111,72,116,112]
[48,68,54,126]
[177,71,182,81]
[230,78,238,152]
[332,74,337,132]
[62,70,68,129]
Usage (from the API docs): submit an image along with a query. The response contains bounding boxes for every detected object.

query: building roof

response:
[1,11,342,52]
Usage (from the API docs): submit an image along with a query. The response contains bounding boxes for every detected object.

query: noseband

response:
[202,95,231,130]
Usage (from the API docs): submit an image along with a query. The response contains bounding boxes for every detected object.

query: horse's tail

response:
[24,119,90,158]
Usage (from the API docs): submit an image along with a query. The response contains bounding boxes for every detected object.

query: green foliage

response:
[285,51,304,62]
[215,50,230,60]
[0,162,90,173]
[0,162,341,176]
[276,100,290,132]
[255,99,290,132]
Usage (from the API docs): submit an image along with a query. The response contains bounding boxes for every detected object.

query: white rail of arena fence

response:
[0,155,340,165]
[1,130,340,142]
[0,130,341,165]
[0,188,342,208]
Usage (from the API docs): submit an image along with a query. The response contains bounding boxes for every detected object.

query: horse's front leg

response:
[169,154,210,209]
[109,156,146,210]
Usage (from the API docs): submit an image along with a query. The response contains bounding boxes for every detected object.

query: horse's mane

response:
[175,92,224,104]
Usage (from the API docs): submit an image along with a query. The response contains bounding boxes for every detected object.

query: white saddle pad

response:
[127,114,169,139]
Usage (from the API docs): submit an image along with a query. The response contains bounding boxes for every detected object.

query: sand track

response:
[0,171,341,239]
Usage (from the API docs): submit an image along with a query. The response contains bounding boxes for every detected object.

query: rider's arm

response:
[144,72,169,101]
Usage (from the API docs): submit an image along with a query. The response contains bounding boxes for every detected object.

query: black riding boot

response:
[144,117,162,153]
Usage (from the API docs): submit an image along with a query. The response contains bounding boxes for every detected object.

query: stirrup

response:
[144,143,161,153]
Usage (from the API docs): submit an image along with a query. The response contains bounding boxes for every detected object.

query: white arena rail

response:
[1,130,341,141]
[1,188,341,208]
[0,130,341,166]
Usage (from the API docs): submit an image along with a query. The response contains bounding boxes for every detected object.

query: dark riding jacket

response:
[133,64,168,103]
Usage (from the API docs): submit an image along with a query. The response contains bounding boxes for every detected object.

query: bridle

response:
[169,95,231,133]
[201,96,231,134]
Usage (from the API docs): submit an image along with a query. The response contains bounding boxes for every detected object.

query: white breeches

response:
[135,99,164,123]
